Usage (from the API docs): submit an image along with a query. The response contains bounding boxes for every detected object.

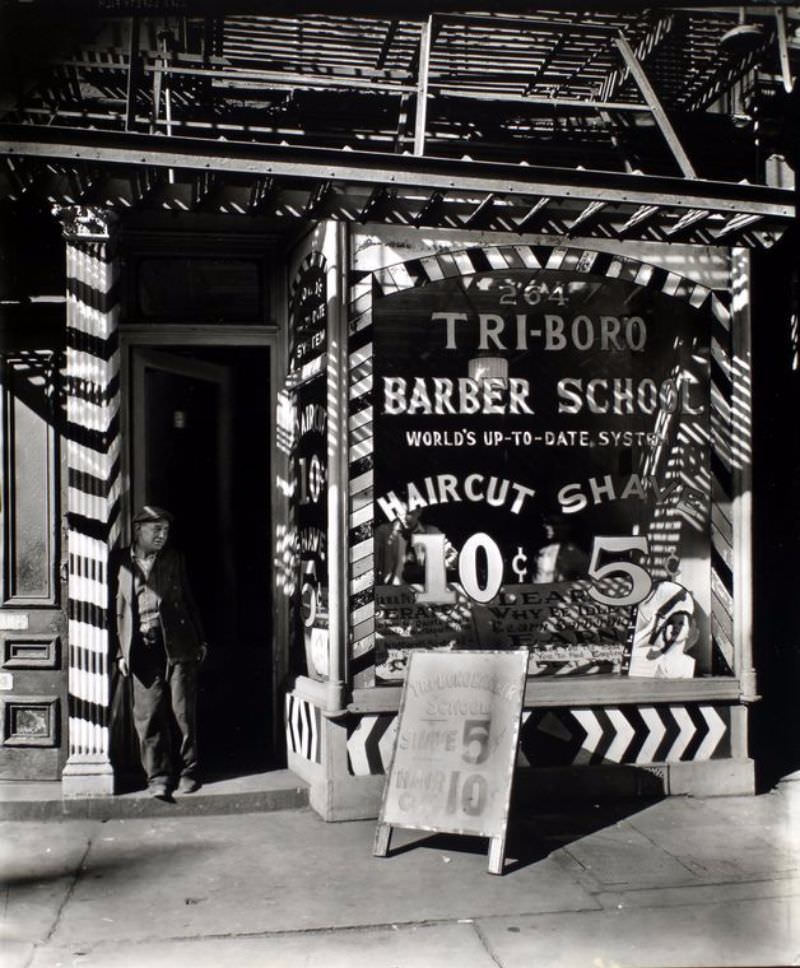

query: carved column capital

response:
[53,205,119,243]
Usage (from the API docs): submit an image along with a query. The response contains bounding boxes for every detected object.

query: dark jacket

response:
[110,546,206,663]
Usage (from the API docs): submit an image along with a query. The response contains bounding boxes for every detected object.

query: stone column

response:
[56,206,122,797]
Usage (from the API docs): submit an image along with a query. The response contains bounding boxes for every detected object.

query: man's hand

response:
[117,656,129,677]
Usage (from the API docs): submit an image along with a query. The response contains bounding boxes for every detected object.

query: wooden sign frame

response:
[373,649,529,875]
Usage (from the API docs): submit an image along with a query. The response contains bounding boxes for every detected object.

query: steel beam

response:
[0,124,793,221]
[304,180,334,218]
[775,6,794,94]
[515,195,552,232]
[601,14,675,104]
[566,199,608,235]
[665,207,710,238]
[358,185,396,222]
[414,189,446,226]
[125,17,142,132]
[436,12,617,38]
[614,33,696,179]
[617,203,660,236]
[430,88,648,111]
[248,175,277,214]
[414,17,433,156]
[713,212,763,239]
[464,192,497,228]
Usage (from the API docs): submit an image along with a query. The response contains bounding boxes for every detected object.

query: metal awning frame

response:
[1,123,794,246]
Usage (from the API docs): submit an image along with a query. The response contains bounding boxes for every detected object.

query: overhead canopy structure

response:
[0,4,797,244]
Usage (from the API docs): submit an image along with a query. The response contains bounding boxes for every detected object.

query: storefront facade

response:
[0,9,796,812]
[285,224,763,819]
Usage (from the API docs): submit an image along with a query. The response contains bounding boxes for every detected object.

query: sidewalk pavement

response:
[2,778,798,968]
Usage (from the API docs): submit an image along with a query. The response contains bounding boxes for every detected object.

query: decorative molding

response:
[285,692,322,764]
[345,702,733,776]
[0,352,60,607]
[53,205,119,243]
[2,636,60,670]
[1,695,59,747]
[348,676,742,714]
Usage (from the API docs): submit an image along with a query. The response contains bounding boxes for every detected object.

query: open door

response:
[130,346,273,776]
[133,349,235,639]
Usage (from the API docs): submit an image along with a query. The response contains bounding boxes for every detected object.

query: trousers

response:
[130,641,199,784]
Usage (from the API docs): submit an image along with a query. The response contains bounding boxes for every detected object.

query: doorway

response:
[129,343,276,777]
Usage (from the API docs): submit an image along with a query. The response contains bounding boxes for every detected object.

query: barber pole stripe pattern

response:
[345,703,731,775]
[708,289,736,675]
[350,243,738,680]
[638,352,710,585]
[285,693,322,764]
[366,245,721,302]
[348,271,377,687]
[65,236,122,763]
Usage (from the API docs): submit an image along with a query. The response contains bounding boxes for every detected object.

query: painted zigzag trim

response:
[344,703,732,776]
[285,693,322,764]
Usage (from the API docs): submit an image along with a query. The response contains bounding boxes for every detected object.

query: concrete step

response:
[0,769,309,821]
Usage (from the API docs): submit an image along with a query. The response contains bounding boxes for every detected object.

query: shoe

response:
[177,776,200,794]
[149,782,170,800]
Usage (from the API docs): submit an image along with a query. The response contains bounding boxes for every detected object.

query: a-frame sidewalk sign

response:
[373,649,529,875]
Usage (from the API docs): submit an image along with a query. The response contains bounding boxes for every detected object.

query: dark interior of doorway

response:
[139,345,275,780]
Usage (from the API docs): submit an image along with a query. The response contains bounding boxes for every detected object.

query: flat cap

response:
[132,505,173,525]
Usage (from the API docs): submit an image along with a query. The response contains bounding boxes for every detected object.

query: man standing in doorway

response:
[111,506,208,799]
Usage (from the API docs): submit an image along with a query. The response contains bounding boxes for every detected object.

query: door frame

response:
[119,324,288,757]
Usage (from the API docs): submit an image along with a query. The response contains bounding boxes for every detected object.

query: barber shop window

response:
[136,257,264,323]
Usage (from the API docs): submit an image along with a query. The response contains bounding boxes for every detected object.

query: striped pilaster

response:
[708,290,736,675]
[347,271,376,687]
[640,348,711,588]
[60,209,121,796]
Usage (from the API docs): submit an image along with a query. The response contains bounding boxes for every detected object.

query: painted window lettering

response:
[497,281,568,307]
[557,377,704,415]
[586,536,652,607]
[297,454,324,504]
[432,311,645,351]
[382,376,534,416]
[410,531,654,609]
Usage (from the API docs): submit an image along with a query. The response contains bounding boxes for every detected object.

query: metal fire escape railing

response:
[0,8,796,245]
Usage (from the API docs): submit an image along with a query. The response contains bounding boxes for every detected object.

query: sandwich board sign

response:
[373,650,529,875]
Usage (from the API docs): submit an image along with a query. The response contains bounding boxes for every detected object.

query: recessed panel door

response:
[0,352,68,780]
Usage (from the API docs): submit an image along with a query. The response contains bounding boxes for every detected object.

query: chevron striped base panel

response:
[345,703,731,776]
[285,693,322,764]
[64,225,122,766]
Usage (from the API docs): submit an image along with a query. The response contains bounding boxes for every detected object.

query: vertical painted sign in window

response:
[289,254,329,680]
[372,259,715,682]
